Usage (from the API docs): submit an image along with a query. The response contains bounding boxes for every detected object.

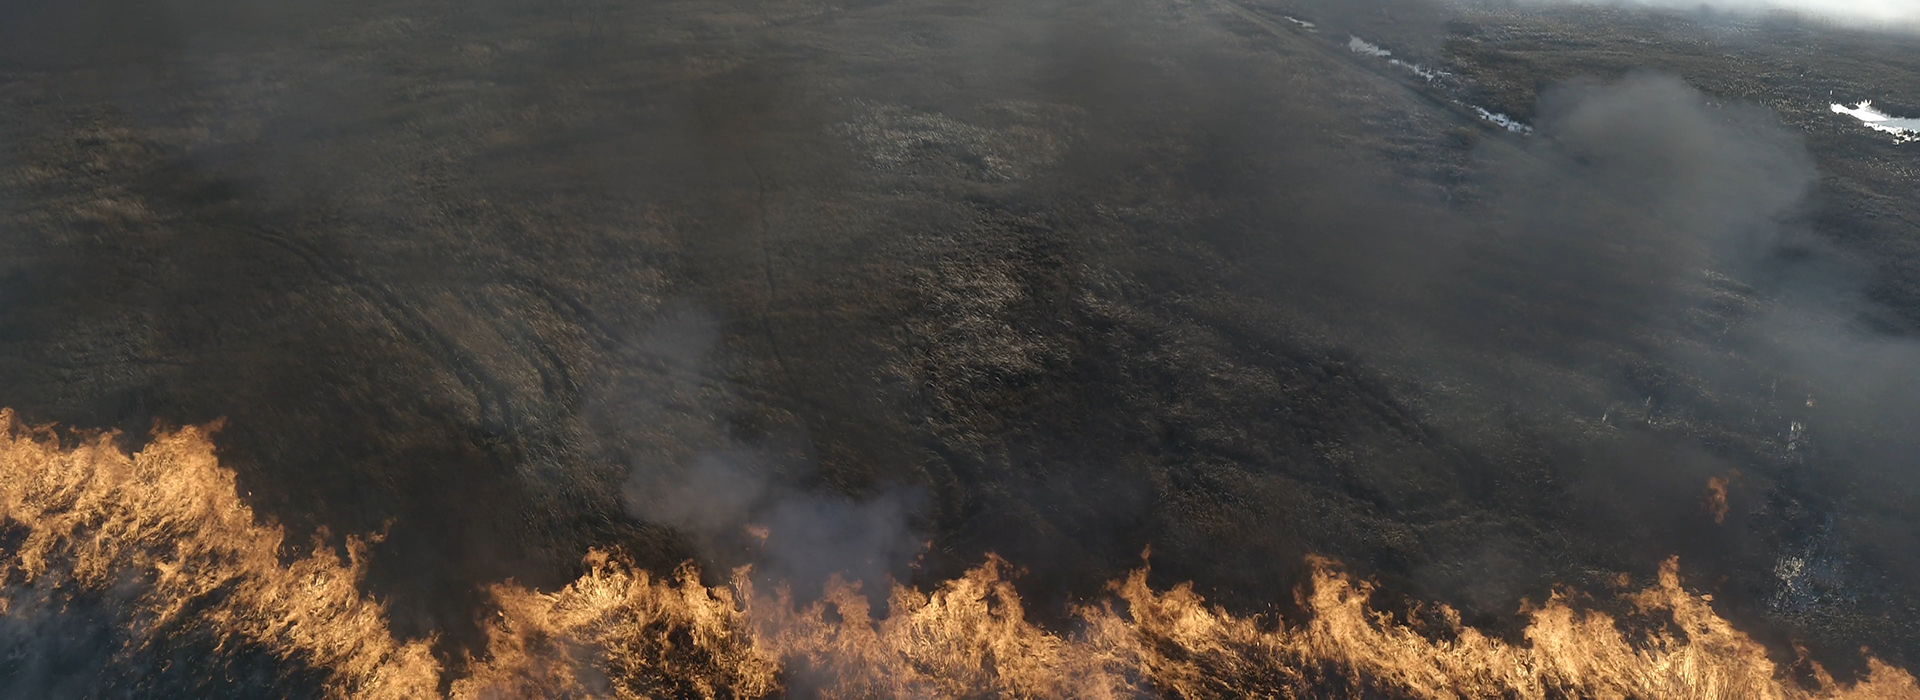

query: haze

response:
[1533,0,1920,27]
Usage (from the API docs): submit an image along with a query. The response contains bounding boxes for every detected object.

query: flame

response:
[0,410,442,698]
[2,412,1914,698]
[451,553,780,699]
[1705,471,1736,524]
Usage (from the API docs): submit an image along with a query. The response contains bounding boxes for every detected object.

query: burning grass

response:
[1,412,1912,698]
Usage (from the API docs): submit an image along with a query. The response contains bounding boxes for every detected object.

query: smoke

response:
[1451,73,1817,348]
[1523,74,1920,473]
[1458,71,1920,648]
[622,447,928,597]
[6,0,1920,683]
[1512,0,1920,29]
[1170,60,1920,656]
[610,306,928,598]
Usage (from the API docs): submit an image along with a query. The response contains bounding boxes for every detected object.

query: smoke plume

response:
[1516,0,1920,29]
[4,0,1920,690]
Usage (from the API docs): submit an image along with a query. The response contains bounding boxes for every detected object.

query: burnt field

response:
[1,0,1918,695]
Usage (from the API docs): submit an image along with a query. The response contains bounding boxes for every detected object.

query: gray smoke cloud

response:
[624,450,927,595]
[6,0,1920,683]
[1471,73,1817,333]
[1511,0,1920,29]
[1258,67,1920,647]
[1468,72,1920,632]
[608,306,928,597]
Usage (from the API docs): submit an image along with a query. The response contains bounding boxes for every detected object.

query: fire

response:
[2,412,1914,698]
[1705,471,1737,524]
[452,554,780,698]
[0,410,442,698]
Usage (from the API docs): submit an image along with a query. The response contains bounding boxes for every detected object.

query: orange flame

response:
[2,413,1913,698]
[0,410,442,698]
[1705,471,1737,524]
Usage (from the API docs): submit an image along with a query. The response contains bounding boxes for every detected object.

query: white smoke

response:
[1522,0,1920,28]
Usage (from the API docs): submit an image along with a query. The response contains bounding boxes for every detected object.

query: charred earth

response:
[2,0,1919,695]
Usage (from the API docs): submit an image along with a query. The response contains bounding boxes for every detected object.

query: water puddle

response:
[1344,34,1530,134]
[1346,36,1448,83]
[1830,101,1920,143]
[1473,106,1533,134]
[1342,34,1908,142]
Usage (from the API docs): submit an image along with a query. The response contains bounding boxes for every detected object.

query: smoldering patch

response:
[622,446,929,599]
